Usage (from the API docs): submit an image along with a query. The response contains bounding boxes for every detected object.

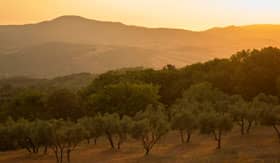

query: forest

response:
[1,47,280,163]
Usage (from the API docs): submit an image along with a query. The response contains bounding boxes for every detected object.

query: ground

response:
[1,126,280,163]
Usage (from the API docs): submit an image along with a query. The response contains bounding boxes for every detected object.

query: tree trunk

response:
[106,132,115,149]
[246,121,252,134]
[24,145,32,153]
[52,146,60,163]
[35,146,39,153]
[217,138,221,149]
[32,146,36,153]
[145,147,150,156]
[117,136,123,150]
[60,149,64,163]
[179,130,185,143]
[213,131,218,141]
[217,130,222,149]
[87,138,90,144]
[186,132,191,143]
[67,149,71,163]
[117,142,121,150]
[25,137,36,153]
[44,145,48,154]
[54,151,59,163]
[273,125,280,142]
[19,140,31,153]
[240,119,245,135]
[94,137,97,145]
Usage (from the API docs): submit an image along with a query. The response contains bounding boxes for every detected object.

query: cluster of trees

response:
[1,47,280,162]
[0,106,169,162]
[1,82,280,162]
[170,83,280,149]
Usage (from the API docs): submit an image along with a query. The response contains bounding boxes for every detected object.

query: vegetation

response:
[1,47,280,162]
[131,105,170,155]
[199,112,233,149]
[171,110,197,143]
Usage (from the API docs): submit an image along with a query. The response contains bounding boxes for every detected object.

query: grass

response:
[1,126,280,163]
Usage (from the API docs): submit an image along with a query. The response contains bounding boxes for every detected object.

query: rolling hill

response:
[1,16,280,78]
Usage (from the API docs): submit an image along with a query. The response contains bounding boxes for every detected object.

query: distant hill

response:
[0,73,96,90]
[1,15,280,77]
[0,42,154,77]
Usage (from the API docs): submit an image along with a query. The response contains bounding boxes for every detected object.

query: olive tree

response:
[175,82,233,149]
[6,119,33,152]
[250,93,279,133]
[261,105,280,141]
[171,110,198,143]
[64,122,88,163]
[28,120,52,154]
[199,111,233,149]
[116,115,133,149]
[7,119,41,153]
[131,105,170,155]
[0,119,18,151]
[229,95,258,135]
[49,120,88,163]
[1,118,52,154]
[98,113,133,150]
[78,116,103,145]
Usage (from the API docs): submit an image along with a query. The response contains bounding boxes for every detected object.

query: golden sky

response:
[1,0,280,31]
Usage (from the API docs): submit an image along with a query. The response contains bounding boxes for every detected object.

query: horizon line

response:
[1,15,280,32]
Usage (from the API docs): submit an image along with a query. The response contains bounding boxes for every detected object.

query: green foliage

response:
[27,120,52,153]
[180,82,230,113]
[0,119,18,151]
[5,90,45,120]
[0,118,52,153]
[131,105,170,155]
[261,106,280,127]
[97,113,133,150]
[49,119,88,163]
[199,111,233,149]
[46,89,83,120]
[0,73,95,91]
[229,95,257,135]
[176,82,233,149]
[199,112,233,135]
[230,47,280,98]
[258,94,280,141]
[2,47,280,160]
[171,110,198,143]
[87,82,160,116]
[77,116,103,144]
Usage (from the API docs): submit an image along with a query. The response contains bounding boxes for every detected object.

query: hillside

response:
[0,42,154,77]
[1,16,280,77]
[0,128,279,163]
[0,73,96,90]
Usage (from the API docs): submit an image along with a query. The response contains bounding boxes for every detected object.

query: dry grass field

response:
[1,126,280,163]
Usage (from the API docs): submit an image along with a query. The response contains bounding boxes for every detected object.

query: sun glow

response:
[1,0,280,31]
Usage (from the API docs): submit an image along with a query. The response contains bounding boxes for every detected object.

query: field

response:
[1,126,279,163]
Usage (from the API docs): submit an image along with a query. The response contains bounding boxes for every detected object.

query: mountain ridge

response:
[1,15,280,78]
[2,15,280,33]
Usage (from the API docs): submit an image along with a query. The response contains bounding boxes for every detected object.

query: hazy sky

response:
[1,0,280,31]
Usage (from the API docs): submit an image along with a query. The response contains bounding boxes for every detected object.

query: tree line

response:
[1,47,280,162]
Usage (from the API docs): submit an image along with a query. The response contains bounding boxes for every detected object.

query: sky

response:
[1,0,280,31]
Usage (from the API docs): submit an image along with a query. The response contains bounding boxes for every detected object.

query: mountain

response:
[1,15,280,78]
[0,42,155,77]
[0,73,96,90]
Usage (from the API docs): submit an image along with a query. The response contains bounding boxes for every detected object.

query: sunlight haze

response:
[1,0,280,30]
